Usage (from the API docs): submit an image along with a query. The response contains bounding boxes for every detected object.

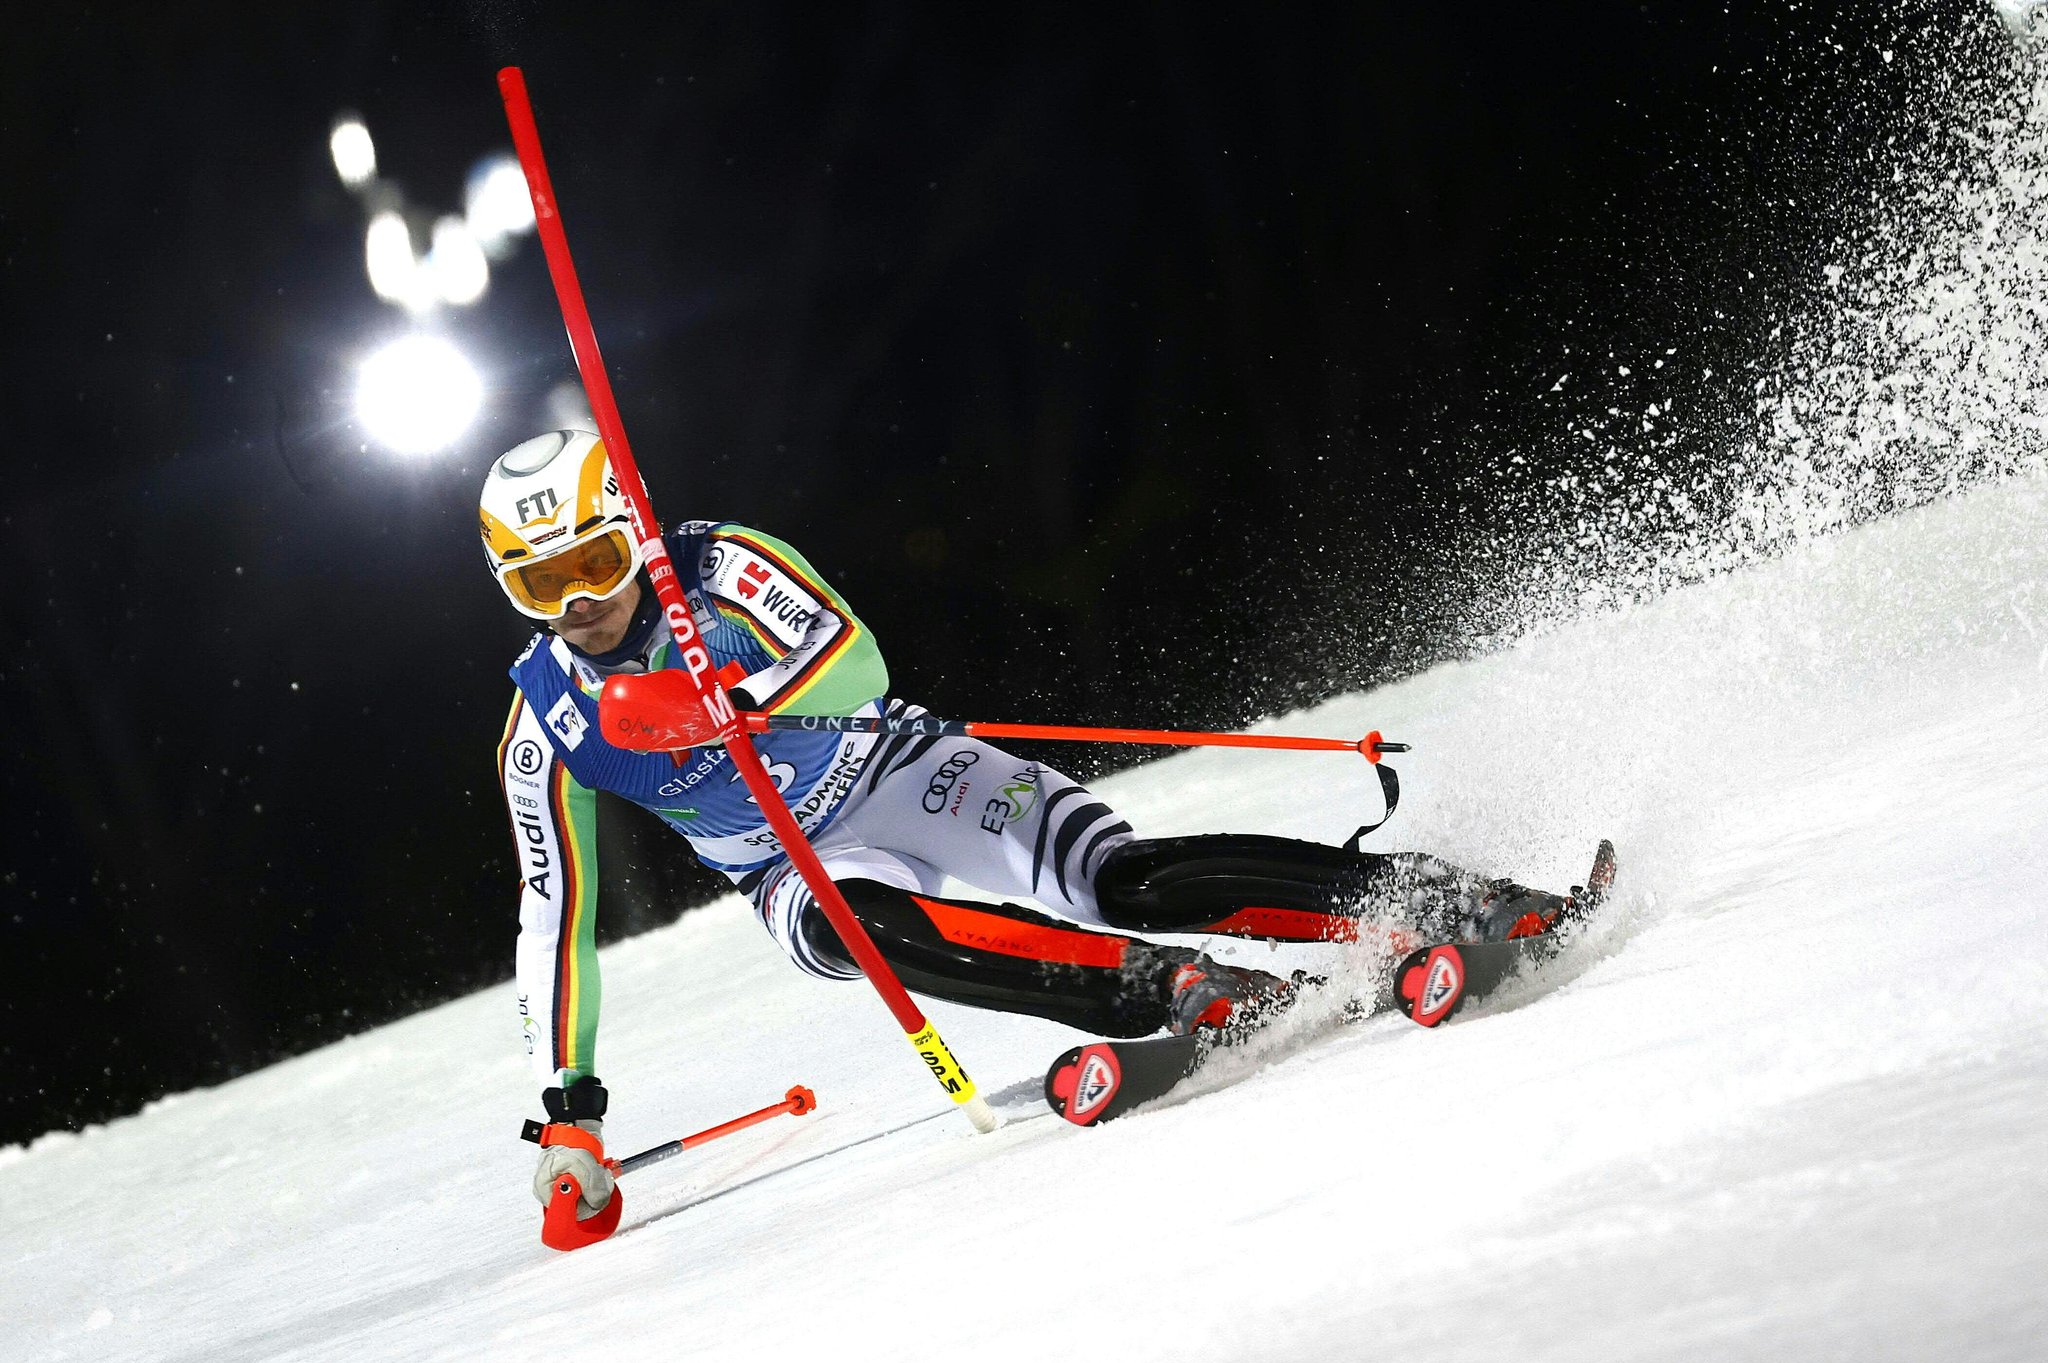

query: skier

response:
[486,431,1584,1219]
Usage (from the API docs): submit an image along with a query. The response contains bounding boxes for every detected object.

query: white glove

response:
[532,1118,616,1219]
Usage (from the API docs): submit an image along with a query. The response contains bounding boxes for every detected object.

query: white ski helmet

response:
[479,430,643,619]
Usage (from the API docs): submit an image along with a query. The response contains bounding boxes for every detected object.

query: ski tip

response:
[1586,839,1618,900]
[1561,839,1619,923]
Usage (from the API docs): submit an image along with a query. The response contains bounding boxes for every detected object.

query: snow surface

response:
[7,474,2045,1362]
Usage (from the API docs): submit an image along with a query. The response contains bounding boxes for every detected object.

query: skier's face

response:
[553,575,642,654]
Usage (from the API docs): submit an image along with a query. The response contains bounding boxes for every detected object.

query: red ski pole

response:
[497,68,995,1135]
[524,1086,819,1251]
[742,714,1409,763]
[612,1085,818,1175]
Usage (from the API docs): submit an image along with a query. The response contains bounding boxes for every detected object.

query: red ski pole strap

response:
[521,1119,606,1155]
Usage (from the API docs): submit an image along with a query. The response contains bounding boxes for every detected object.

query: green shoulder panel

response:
[713,523,889,716]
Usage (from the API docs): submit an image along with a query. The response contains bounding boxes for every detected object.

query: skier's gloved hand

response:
[532,1077,615,1219]
[597,672,728,751]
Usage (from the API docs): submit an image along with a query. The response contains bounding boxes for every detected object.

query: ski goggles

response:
[496,527,638,619]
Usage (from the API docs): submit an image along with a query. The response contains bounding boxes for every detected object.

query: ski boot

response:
[1469,880,1573,941]
[1164,953,1296,1034]
[1468,842,1619,942]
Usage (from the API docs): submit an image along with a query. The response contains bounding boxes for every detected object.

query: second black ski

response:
[1044,839,1619,1126]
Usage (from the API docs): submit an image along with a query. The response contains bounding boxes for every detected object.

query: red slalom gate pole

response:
[497,68,996,1134]
[744,714,1410,763]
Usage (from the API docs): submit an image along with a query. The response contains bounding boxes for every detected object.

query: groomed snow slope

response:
[8,476,2046,1363]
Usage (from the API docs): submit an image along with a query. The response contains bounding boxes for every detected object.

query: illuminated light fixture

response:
[428,216,490,306]
[330,117,377,188]
[365,211,432,312]
[354,334,483,454]
[353,147,525,311]
[465,154,536,259]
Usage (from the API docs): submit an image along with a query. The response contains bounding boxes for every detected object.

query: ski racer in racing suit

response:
[484,431,1578,1221]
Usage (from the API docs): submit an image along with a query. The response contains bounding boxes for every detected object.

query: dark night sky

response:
[0,1,1990,1145]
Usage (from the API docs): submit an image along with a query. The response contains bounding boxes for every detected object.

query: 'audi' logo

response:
[921,751,980,812]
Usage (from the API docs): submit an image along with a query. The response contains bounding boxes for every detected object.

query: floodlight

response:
[366,212,429,312]
[466,155,537,258]
[428,216,489,306]
[330,118,376,188]
[355,334,483,454]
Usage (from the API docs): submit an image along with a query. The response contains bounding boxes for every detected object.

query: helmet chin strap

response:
[563,573,665,671]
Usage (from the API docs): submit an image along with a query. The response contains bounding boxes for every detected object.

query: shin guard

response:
[1093,835,1482,944]
[798,880,1181,1037]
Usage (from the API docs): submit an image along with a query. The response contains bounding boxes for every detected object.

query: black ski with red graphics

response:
[1044,840,1618,1126]
[1391,839,1616,1027]
[1044,1031,1209,1126]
